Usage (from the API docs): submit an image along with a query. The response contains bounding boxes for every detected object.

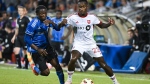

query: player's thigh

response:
[46,46,58,62]
[86,45,103,58]
[19,36,27,50]
[94,57,107,67]
[71,44,83,59]
[13,47,21,54]
[32,53,48,72]
[14,37,21,48]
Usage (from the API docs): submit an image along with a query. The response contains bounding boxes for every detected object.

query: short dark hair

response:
[17,5,25,9]
[78,0,88,4]
[35,5,47,14]
[56,10,62,14]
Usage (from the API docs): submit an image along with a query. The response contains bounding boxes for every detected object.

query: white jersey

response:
[66,13,102,45]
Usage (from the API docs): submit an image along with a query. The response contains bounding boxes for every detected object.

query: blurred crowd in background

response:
[0,0,142,17]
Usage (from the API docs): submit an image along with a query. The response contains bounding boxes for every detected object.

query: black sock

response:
[56,70,64,84]
[24,55,29,69]
[16,54,21,67]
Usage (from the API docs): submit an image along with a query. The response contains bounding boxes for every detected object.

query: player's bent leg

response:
[94,57,119,84]
[27,52,40,75]
[94,57,113,76]
[65,50,81,84]
[50,58,64,84]
[40,68,50,76]
[23,50,29,69]
[68,50,81,71]
[14,47,22,68]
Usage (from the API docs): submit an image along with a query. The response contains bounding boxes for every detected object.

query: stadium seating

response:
[100,51,148,73]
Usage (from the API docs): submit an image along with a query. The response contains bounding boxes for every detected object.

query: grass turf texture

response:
[0,64,150,84]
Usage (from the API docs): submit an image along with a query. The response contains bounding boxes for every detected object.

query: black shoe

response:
[23,67,28,69]
[15,66,22,69]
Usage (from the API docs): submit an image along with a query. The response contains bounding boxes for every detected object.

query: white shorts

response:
[72,44,103,58]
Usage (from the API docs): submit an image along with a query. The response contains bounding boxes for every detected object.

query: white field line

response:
[0,66,150,81]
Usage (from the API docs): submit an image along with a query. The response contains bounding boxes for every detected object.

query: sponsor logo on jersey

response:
[87,20,91,24]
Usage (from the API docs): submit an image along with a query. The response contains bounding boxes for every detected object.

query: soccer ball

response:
[80,78,94,84]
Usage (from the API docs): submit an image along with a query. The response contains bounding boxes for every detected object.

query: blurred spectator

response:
[6,3,16,16]
[87,0,96,10]
[57,2,66,11]
[48,0,56,11]
[2,24,15,63]
[66,1,76,12]
[50,10,72,55]
[0,0,6,11]
[120,0,132,14]
[105,0,113,9]
[24,0,33,13]
[112,0,121,8]
[60,45,71,67]
[124,28,140,57]
[56,0,66,11]
[1,11,12,29]
[95,0,107,13]
[32,0,38,11]
[124,29,135,46]
[11,6,30,69]
[0,12,7,45]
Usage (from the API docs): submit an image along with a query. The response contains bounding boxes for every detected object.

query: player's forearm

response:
[52,22,60,31]
[65,26,73,38]
[58,22,66,29]
[14,28,18,36]
[97,23,111,28]
[31,44,39,51]
[24,35,41,52]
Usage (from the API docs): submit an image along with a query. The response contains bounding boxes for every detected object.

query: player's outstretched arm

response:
[61,25,73,40]
[43,19,60,31]
[97,17,115,28]
[58,19,67,29]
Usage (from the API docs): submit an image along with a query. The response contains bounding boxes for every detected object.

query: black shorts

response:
[51,41,64,54]
[14,36,27,49]
[31,46,58,72]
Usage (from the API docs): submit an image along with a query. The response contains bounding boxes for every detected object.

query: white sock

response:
[110,74,118,83]
[67,71,74,82]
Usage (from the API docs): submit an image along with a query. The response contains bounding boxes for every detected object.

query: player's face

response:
[128,31,134,39]
[56,12,62,19]
[37,9,47,21]
[18,8,24,16]
[78,2,87,15]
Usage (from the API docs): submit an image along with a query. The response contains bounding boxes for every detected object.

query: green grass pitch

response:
[0,64,150,84]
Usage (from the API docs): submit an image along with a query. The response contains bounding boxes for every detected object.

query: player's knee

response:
[41,69,50,76]
[100,63,107,68]
[70,57,77,63]
[53,64,62,71]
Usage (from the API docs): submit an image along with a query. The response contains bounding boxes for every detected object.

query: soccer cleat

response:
[31,64,41,76]
[15,66,22,69]
[65,80,72,84]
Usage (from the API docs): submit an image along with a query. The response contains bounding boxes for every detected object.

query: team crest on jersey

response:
[87,20,91,24]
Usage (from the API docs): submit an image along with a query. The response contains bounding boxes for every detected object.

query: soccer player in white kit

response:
[59,0,119,84]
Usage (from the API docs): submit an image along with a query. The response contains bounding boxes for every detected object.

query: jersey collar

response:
[78,13,88,18]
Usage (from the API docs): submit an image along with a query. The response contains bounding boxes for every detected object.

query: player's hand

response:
[11,37,15,43]
[108,17,115,25]
[60,19,67,25]
[43,19,53,25]
[37,48,48,56]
